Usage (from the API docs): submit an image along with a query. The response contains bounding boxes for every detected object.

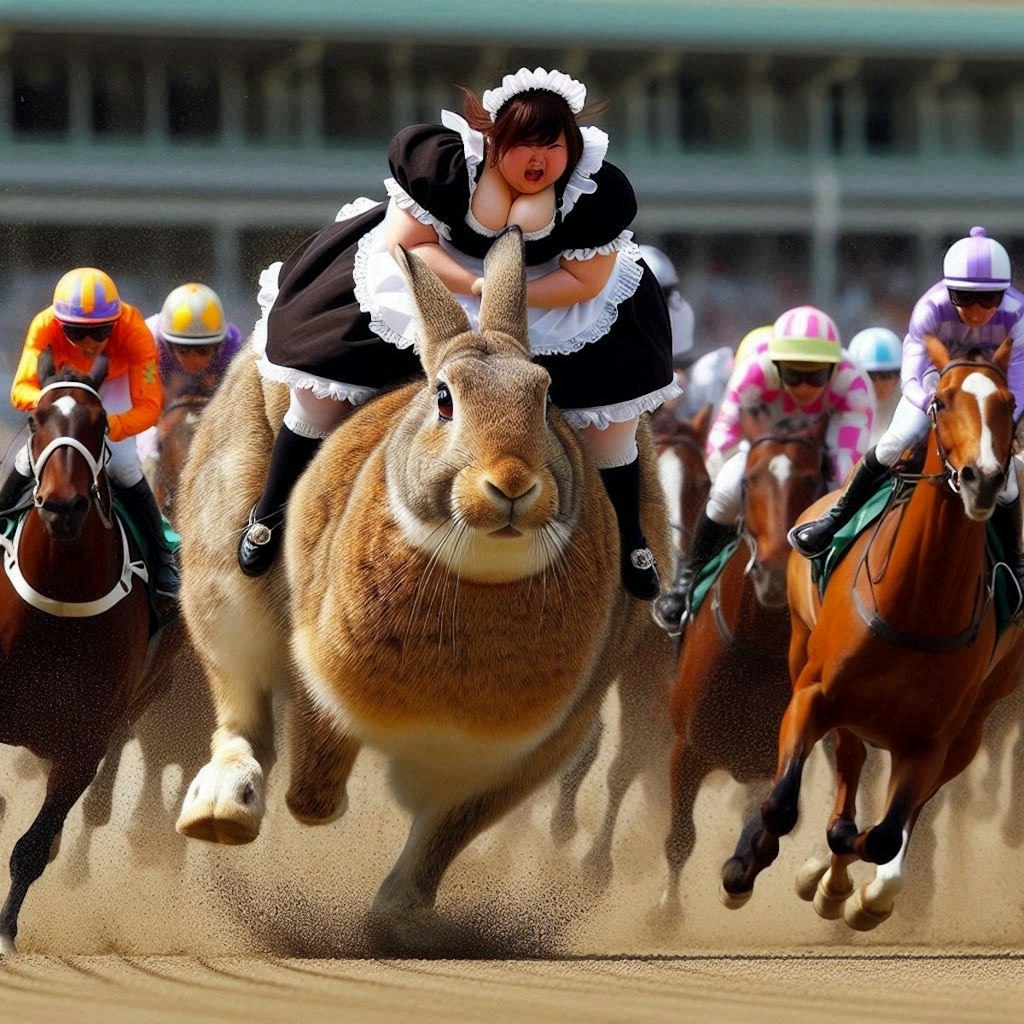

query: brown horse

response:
[0,352,163,952]
[659,410,830,915]
[153,394,209,517]
[723,339,1024,930]
[548,405,713,867]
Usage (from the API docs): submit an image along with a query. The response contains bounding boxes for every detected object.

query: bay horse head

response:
[28,347,111,543]
[925,335,1015,521]
[655,402,713,562]
[741,406,830,607]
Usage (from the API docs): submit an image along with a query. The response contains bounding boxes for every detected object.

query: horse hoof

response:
[0,934,16,956]
[794,857,830,902]
[176,761,264,845]
[813,879,853,921]
[718,882,752,910]
[844,887,893,931]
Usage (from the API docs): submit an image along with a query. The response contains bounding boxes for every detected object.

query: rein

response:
[160,394,210,420]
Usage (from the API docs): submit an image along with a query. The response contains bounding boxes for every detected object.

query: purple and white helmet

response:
[942,226,1011,292]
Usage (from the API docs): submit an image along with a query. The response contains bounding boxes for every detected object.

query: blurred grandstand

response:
[2,0,1024,433]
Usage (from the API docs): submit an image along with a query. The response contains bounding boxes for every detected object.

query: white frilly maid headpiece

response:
[481,67,587,122]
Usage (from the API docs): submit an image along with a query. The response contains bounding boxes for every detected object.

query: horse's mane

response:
[45,366,96,388]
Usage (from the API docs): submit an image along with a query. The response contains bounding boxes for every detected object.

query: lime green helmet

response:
[734,325,774,368]
[159,282,227,345]
[768,305,841,364]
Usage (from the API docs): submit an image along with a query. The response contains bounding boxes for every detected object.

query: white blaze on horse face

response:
[657,448,684,536]
[52,396,78,419]
[961,371,1001,474]
[767,453,793,487]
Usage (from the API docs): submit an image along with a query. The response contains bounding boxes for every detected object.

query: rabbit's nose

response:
[483,477,541,505]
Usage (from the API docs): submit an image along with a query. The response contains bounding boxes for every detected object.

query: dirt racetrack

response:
[0,637,1023,1020]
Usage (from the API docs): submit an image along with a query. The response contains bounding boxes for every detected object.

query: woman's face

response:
[497,131,569,194]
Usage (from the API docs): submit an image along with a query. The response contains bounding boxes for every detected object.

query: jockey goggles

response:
[777,364,833,388]
[62,321,115,343]
[948,288,1004,310]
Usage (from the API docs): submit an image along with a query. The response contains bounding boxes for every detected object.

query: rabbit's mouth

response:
[489,524,524,539]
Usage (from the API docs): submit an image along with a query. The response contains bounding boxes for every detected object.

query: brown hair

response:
[459,84,607,190]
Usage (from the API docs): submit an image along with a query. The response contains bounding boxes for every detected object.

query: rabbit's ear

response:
[393,245,471,376]
[479,226,528,353]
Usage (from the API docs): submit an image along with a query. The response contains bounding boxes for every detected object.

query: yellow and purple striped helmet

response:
[159,283,227,345]
[52,267,122,325]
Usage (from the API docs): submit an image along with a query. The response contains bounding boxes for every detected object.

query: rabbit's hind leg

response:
[286,687,362,825]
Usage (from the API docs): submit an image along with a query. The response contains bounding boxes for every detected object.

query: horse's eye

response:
[437,384,453,422]
[28,416,36,433]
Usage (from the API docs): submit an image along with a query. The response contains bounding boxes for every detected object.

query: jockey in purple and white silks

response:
[652,305,874,633]
[791,226,1024,593]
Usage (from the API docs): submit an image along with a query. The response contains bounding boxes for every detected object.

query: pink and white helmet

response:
[942,226,1012,292]
[768,305,842,364]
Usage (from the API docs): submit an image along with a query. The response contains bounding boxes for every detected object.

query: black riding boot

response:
[599,458,660,599]
[652,512,735,634]
[238,425,322,577]
[0,465,32,513]
[788,447,889,558]
[993,495,1024,600]
[118,477,180,598]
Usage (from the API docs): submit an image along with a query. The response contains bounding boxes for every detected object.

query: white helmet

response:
[848,328,902,373]
[942,226,1012,292]
[638,245,679,291]
[159,282,228,345]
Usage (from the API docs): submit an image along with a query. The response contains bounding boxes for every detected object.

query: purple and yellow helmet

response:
[52,267,122,325]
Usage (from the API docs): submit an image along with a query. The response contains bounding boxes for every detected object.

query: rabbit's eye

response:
[437,385,454,422]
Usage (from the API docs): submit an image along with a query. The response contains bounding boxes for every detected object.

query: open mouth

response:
[524,169,543,184]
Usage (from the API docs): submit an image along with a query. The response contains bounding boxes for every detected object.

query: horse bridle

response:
[926,357,1012,495]
[27,381,113,529]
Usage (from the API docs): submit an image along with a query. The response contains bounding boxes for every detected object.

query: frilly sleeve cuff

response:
[561,229,634,261]
[383,177,452,240]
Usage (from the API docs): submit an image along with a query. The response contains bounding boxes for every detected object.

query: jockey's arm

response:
[10,312,51,411]
[384,202,479,296]
[106,314,162,443]
[525,253,616,309]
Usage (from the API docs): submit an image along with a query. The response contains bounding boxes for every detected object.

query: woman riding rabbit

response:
[239,67,678,599]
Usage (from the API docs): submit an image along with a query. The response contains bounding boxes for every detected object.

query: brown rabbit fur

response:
[176,228,673,920]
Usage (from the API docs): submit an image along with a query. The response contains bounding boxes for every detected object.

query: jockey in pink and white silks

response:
[652,305,874,632]
[791,226,1024,593]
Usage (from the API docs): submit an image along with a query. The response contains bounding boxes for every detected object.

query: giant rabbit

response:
[174,227,673,921]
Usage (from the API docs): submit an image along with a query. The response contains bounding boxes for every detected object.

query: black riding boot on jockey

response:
[237,425,322,577]
[0,465,32,514]
[788,447,890,558]
[993,495,1024,600]
[652,511,735,634]
[116,477,180,599]
[599,458,661,599]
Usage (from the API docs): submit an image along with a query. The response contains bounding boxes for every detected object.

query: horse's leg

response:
[845,708,991,931]
[550,716,603,846]
[658,736,710,916]
[0,752,102,954]
[796,727,865,920]
[722,676,829,899]
[285,688,361,825]
[176,655,276,845]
